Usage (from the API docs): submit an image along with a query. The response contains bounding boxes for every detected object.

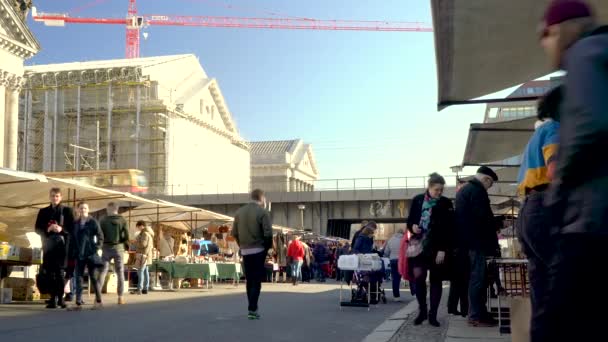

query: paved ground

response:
[0,282,412,342]
[390,289,449,342]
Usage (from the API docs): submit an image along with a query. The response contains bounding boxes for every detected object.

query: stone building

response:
[250,139,319,192]
[0,0,40,169]
[19,54,250,194]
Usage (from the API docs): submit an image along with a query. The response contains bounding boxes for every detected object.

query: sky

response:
[27,0,492,180]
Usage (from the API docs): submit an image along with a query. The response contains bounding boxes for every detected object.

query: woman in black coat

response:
[70,201,104,310]
[407,173,455,327]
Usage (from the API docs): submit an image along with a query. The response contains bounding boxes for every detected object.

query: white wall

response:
[167,116,250,195]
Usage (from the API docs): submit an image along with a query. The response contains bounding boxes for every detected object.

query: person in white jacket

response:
[383,229,404,301]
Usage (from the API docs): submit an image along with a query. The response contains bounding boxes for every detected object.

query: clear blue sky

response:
[28,0,490,180]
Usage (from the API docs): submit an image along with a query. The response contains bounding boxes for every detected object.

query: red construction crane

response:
[32,0,433,59]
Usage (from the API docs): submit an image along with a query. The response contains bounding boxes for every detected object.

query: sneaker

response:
[393,297,402,303]
[247,311,261,320]
[142,289,148,295]
[118,297,126,305]
[130,290,142,295]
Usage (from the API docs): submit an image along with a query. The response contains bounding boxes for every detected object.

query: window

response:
[488,108,499,119]
[527,88,535,95]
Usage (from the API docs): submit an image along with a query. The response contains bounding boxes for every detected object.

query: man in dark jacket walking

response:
[35,187,75,307]
[233,189,273,320]
[538,2,608,341]
[97,202,130,305]
[455,166,499,327]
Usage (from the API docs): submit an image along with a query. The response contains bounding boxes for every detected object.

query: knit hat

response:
[544,0,593,27]
[477,166,498,182]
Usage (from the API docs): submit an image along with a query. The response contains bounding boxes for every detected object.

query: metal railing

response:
[146,175,463,197]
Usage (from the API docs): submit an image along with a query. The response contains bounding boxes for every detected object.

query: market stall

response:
[0,168,152,302]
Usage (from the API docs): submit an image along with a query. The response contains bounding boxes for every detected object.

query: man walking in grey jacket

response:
[383,229,404,301]
[233,189,273,320]
[97,202,129,305]
[539,1,608,341]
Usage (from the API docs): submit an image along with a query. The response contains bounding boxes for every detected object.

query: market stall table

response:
[151,261,218,289]
[215,263,242,285]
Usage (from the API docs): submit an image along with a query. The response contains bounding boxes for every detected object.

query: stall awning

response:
[0,169,151,247]
[431,0,608,110]
[462,117,536,167]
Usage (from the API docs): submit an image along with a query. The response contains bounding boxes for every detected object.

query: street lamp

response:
[297,204,306,230]
[450,165,464,183]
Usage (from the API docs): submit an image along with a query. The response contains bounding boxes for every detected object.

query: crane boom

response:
[32,2,432,59]
[33,13,432,32]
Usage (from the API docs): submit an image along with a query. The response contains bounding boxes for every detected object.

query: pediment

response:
[0,1,40,57]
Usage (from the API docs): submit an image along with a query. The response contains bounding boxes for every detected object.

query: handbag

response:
[406,237,424,258]
[134,253,147,269]
[88,254,105,268]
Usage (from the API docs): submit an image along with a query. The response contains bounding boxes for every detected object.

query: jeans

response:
[291,260,303,281]
[315,262,327,281]
[242,251,266,312]
[97,246,125,296]
[389,259,401,298]
[468,250,488,321]
[138,264,150,291]
[75,258,102,303]
[516,192,553,340]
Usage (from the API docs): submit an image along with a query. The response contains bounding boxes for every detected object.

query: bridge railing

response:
[147,175,465,197]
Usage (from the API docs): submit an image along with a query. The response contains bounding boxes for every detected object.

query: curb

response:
[361,300,418,342]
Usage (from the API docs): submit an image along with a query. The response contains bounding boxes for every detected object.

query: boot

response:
[57,296,67,309]
[414,307,428,325]
[45,296,58,309]
[429,311,441,327]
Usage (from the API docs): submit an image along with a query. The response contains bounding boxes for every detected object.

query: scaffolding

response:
[18,67,169,190]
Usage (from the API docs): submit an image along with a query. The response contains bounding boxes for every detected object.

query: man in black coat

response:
[455,166,499,327]
[35,188,74,308]
[539,2,608,341]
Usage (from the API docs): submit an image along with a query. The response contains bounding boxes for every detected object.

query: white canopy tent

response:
[0,168,150,247]
[431,0,608,110]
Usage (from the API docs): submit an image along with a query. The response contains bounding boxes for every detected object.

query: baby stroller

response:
[338,254,387,310]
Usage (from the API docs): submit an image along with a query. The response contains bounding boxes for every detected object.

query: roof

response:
[25,54,196,74]
[431,0,608,110]
[250,140,300,155]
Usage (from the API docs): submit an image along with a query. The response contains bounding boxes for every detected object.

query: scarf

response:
[419,193,439,232]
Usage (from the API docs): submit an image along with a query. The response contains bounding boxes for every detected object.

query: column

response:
[0,76,6,167]
[5,81,20,170]
[289,177,296,192]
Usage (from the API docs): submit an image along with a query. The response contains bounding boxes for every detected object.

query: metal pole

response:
[53,88,58,171]
[155,203,160,288]
[135,85,141,169]
[107,83,112,169]
[96,120,100,170]
[75,85,81,172]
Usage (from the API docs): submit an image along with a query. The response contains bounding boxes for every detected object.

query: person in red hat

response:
[539,1,608,341]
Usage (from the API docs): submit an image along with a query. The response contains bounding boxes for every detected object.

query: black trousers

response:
[243,251,266,312]
[517,192,552,341]
[447,249,469,315]
[538,234,608,342]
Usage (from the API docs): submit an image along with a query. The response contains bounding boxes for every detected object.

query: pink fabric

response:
[398,232,411,281]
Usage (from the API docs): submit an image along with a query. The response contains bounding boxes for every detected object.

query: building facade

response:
[19,54,250,194]
[250,139,319,192]
[0,0,39,169]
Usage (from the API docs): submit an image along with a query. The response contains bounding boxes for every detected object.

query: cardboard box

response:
[10,287,39,301]
[32,248,43,265]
